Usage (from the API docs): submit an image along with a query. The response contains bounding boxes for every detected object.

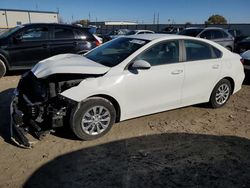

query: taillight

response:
[95,40,100,46]
[240,58,244,64]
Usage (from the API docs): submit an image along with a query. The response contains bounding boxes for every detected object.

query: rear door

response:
[50,26,78,56]
[181,39,222,106]
[8,25,50,68]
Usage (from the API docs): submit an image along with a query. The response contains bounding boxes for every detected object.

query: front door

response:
[122,40,184,119]
[8,25,50,68]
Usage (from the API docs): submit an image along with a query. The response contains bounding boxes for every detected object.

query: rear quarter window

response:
[74,29,95,41]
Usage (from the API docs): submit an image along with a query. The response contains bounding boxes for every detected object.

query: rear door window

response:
[212,30,224,39]
[184,40,215,61]
[54,27,75,39]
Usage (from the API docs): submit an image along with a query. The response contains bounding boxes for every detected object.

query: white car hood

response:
[32,54,110,78]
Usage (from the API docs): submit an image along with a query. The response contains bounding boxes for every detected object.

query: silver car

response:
[179,27,234,51]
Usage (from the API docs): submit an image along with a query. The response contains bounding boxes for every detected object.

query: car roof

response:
[203,27,226,30]
[22,23,85,29]
[125,34,188,41]
[134,30,154,32]
[185,27,226,31]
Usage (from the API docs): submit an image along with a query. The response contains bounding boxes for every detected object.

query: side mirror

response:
[13,35,22,43]
[131,60,151,70]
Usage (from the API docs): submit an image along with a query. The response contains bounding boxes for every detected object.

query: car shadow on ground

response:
[0,88,14,144]
[23,133,250,188]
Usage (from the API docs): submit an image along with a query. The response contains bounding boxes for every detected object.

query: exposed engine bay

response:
[11,71,102,148]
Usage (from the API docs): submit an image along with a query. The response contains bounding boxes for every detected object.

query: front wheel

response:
[70,97,116,140]
[209,79,232,108]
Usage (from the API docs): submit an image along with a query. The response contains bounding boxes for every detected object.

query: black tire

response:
[209,79,232,108]
[0,59,6,78]
[70,97,116,140]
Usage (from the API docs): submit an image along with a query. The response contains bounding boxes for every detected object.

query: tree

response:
[185,22,192,28]
[205,15,227,24]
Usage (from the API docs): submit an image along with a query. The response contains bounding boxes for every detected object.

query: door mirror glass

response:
[131,60,151,70]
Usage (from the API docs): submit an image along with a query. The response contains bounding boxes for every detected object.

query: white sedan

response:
[11,34,245,148]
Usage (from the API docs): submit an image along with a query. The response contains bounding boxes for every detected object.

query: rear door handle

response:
[212,64,220,69]
[171,70,183,75]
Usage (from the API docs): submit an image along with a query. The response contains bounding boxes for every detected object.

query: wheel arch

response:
[210,76,235,99]
[88,94,121,123]
[0,53,9,70]
[223,76,235,94]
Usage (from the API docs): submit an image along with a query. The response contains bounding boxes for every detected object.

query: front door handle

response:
[171,70,183,75]
[212,64,220,69]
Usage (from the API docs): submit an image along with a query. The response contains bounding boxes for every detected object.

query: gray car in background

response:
[179,27,235,51]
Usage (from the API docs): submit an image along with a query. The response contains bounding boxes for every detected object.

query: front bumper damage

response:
[10,89,73,149]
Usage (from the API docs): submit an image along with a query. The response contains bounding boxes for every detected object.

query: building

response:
[0,9,59,28]
[89,21,137,27]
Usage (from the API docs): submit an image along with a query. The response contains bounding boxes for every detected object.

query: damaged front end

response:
[10,71,91,148]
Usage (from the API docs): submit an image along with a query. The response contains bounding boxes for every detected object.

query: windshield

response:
[85,37,149,67]
[0,26,23,39]
[179,29,203,37]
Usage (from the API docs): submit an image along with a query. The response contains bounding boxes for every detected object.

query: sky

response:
[1,0,250,24]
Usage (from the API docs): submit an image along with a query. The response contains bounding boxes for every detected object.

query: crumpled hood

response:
[32,53,110,78]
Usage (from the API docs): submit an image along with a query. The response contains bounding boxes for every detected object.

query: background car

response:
[179,27,234,51]
[0,23,99,78]
[227,29,247,43]
[101,29,131,42]
[241,50,250,71]
[235,36,250,53]
[161,26,184,34]
[11,34,244,148]
[126,30,155,35]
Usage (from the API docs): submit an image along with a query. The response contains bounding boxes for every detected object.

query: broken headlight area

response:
[10,71,92,148]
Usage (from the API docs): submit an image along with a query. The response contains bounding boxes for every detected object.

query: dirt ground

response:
[0,72,250,188]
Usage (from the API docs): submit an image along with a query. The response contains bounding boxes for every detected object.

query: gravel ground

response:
[0,72,250,188]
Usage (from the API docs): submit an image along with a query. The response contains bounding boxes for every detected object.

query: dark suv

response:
[0,23,99,78]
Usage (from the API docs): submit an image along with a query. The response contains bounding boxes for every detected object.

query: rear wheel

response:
[0,59,6,78]
[209,79,232,108]
[70,97,116,140]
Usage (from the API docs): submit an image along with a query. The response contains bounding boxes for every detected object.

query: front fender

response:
[60,76,125,119]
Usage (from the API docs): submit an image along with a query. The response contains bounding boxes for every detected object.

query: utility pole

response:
[157,13,159,24]
[153,13,155,24]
